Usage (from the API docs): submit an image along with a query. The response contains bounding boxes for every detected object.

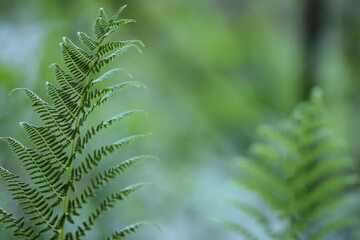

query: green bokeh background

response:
[1,0,360,239]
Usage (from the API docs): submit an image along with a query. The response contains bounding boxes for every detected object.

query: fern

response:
[223,88,358,240]
[0,6,155,240]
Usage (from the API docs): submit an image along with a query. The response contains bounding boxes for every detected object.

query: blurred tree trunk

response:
[342,0,360,162]
[343,0,360,94]
[302,0,325,100]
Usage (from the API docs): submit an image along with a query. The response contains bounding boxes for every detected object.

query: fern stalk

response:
[60,100,81,240]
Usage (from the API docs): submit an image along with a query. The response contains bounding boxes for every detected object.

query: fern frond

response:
[50,64,83,98]
[110,5,128,22]
[92,81,146,102]
[296,175,358,214]
[74,183,151,238]
[15,88,73,139]
[291,156,354,193]
[69,155,157,213]
[110,19,136,28]
[72,134,148,182]
[91,68,131,85]
[95,44,142,71]
[92,6,135,42]
[228,200,274,238]
[76,110,146,154]
[0,167,59,235]
[98,40,144,58]
[0,137,64,198]
[19,123,68,170]
[77,32,99,52]
[103,221,149,240]
[60,40,91,81]
[0,208,39,240]
[301,195,347,231]
[46,82,79,120]
[93,17,109,40]
[223,88,357,239]
[220,219,259,240]
[78,81,146,127]
[236,159,287,208]
[98,8,109,24]
[250,142,294,174]
[62,37,96,65]
[1,5,153,240]
[308,217,359,240]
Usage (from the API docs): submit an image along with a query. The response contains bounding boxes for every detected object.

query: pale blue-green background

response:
[0,0,359,239]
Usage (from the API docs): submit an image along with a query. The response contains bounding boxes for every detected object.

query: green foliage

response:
[0,6,154,240]
[223,88,358,240]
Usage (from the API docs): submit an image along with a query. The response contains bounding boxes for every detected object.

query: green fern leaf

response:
[46,82,79,119]
[76,110,146,154]
[0,5,155,240]
[72,134,148,182]
[0,137,64,198]
[308,217,360,240]
[69,155,157,213]
[96,44,142,71]
[110,5,128,22]
[77,32,99,52]
[0,167,59,234]
[50,63,83,97]
[228,200,274,238]
[97,40,144,58]
[220,219,259,240]
[223,88,358,239]
[74,183,152,238]
[103,221,149,240]
[92,68,131,85]
[0,208,39,240]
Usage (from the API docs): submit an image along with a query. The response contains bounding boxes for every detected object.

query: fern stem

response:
[59,36,105,240]
[59,116,80,240]
[59,68,89,240]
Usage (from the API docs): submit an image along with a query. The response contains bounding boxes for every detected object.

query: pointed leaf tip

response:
[9,88,24,96]
[133,82,147,89]
[49,63,56,68]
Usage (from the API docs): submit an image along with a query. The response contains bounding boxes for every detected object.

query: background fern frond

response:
[220,219,259,240]
[224,88,358,240]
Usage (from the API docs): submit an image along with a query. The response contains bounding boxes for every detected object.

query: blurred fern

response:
[0,6,155,240]
[222,88,358,240]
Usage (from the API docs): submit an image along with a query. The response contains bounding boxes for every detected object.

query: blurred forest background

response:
[1,0,360,239]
